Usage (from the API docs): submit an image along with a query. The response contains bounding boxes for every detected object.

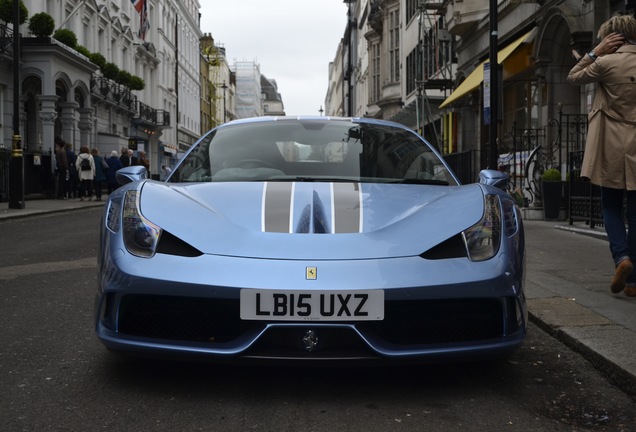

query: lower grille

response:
[363,299,505,345]
[118,295,251,343]
[115,295,510,348]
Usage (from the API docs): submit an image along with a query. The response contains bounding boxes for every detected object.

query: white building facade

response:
[326,0,454,153]
[1,0,201,190]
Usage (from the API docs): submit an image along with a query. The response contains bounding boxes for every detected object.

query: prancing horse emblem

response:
[302,329,319,352]
[306,266,317,280]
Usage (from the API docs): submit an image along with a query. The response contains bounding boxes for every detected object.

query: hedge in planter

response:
[541,168,562,220]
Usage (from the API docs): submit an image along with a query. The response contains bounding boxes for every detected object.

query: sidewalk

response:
[524,219,636,398]
[0,197,105,220]
[1,199,635,397]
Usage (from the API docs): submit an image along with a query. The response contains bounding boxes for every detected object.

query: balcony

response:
[135,101,170,128]
[444,0,489,37]
[91,75,137,112]
[0,22,14,53]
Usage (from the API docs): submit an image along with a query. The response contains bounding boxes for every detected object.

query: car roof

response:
[214,116,415,133]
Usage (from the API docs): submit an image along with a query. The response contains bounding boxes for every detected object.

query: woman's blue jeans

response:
[601,186,636,284]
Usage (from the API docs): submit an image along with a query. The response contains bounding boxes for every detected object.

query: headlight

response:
[461,194,501,261]
[122,190,161,258]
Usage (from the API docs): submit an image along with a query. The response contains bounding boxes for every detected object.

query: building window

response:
[406,46,421,95]
[502,80,539,134]
[389,8,400,83]
[370,41,381,103]
[405,0,418,23]
[0,86,3,128]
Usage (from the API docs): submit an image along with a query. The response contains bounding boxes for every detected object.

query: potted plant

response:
[541,168,562,220]
[0,0,28,24]
[53,28,77,49]
[28,12,54,39]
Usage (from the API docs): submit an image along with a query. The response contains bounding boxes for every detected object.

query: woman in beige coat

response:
[567,14,636,297]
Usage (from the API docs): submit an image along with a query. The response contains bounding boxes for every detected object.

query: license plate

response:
[240,289,384,321]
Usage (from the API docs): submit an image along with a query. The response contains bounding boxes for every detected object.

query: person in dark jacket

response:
[119,146,130,167]
[106,150,123,194]
[55,138,68,199]
[128,149,138,166]
[65,143,77,198]
[91,148,108,201]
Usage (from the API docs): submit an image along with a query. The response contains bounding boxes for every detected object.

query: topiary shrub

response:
[28,12,54,38]
[53,28,77,49]
[0,0,28,24]
[128,75,145,91]
[541,168,562,182]
[116,70,133,87]
[89,52,106,69]
[75,45,91,57]
[102,62,120,81]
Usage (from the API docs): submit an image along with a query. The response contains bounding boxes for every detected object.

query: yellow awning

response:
[439,29,535,109]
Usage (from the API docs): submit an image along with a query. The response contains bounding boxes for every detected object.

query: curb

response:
[528,311,636,399]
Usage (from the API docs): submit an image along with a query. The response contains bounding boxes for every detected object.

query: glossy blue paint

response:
[94,117,526,363]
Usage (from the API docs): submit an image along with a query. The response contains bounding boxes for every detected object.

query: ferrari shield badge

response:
[306,266,317,280]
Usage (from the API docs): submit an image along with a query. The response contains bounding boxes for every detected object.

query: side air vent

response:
[502,200,518,237]
[156,231,203,257]
[420,234,467,260]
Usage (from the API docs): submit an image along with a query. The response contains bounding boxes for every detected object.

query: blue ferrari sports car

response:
[95,116,526,363]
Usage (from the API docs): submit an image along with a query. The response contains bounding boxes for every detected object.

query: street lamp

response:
[210,81,228,124]
[9,0,24,209]
[219,81,227,123]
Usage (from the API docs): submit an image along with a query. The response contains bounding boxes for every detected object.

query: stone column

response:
[58,101,79,151]
[38,95,59,173]
[77,108,93,150]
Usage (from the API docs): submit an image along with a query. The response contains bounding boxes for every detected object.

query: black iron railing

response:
[560,112,602,227]
[90,75,137,112]
[136,101,170,127]
[443,150,475,185]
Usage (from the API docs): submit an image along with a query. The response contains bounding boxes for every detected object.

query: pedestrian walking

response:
[106,150,123,194]
[120,146,130,167]
[54,138,68,200]
[75,146,95,201]
[567,13,636,297]
[65,143,77,199]
[91,148,108,201]
[128,149,138,166]
[138,151,150,171]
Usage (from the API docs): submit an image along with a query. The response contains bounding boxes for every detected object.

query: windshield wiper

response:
[267,176,359,183]
[395,178,449,186]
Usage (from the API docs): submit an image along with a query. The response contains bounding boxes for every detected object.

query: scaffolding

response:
[234,61,262,119]
[417,1,454,152]
[204,44,224,126]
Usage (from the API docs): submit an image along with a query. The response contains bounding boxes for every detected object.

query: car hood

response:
[138,181,486,260]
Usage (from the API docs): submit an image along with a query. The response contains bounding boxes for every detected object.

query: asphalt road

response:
[0,208,635,431]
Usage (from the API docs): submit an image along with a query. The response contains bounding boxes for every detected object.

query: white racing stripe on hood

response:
[262,182,362,233]
[262,182,293,233]
[331,182,362,233]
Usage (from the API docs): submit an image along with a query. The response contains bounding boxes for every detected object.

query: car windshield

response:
[169,119,458,186]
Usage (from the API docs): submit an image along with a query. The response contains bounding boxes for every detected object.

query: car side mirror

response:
[478,169,509,191]
[116,165,148,185]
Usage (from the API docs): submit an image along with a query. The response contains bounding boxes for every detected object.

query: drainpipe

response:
[488,0,499,169]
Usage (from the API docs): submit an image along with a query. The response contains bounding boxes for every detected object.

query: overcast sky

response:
[198,1,349,116]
